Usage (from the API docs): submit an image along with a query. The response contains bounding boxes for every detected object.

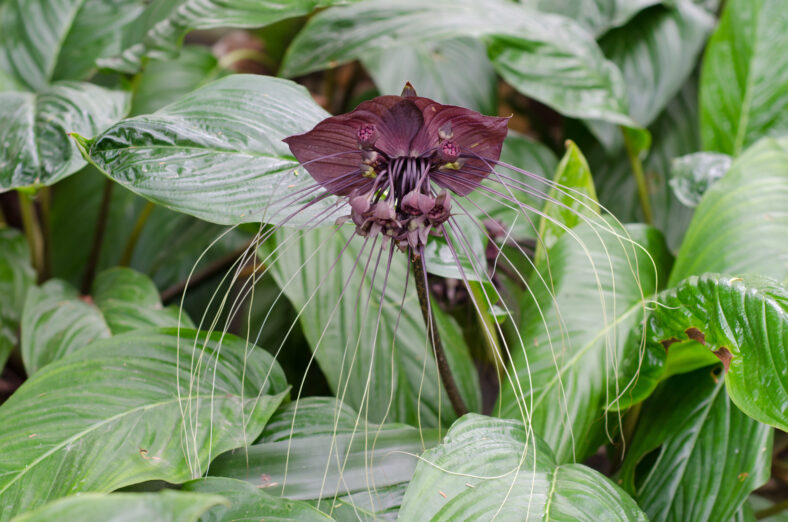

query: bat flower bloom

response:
[284,83,509,254]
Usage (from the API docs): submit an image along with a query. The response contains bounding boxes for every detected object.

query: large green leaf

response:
[0,328,288,519]
[21,267,193,374]
[98,0,346,74]
[183,477,332,521]
[12,491,227,522]
[670,137,788,285]
[533,140,599,265]
[0,228,35,369]
[281,0,636,127]
[362,37,497,115]
[0,82,130,190]
[619,368,772,522]
[77,74,339,227]
[399,414,647,520]
[520,0,662,37]
[210,397,439,519]
[497,223,672,462]
[700,0,788,156]
[647,274,788,432]
[0,0,144,90]
[669,151,731,207]
[265,226,480,427]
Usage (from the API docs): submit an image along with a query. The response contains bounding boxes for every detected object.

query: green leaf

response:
[265,226,480,427]
[183,477,333,521]
[21,267,194,374]
[78,74,340,227]
[423,214,487,282]
[700,0,788,156]
[0,0,144,90]
[0,228,36,369]
[0,83,130,190]
[669,151,731,207]
[398,414,647,520]
[670,136,788,285]
[11,491,227,522]
[131,45,222,116]
[533,140,599,265]
[0,328,288,519]
[592,80,699,251]
[98,0,346,74]
[210,397,439,518]
[619,368,772,522]
[497,223,672,462]
[520,0,663,37]
[281,0,636,126]
[647,273,788,432]
[362,37,497,115]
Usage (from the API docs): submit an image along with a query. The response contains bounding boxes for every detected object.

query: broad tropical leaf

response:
[619,368,772,522]
[0,0,144,90]
[362,37,497,115]
[520,0,662,37]
[670,137,788,285]
[98,0,346,74]
[0,228,36,369]
[648,274,788,432]
[399,414,647,520]
[0,83,129,190]
[76,74,340,227]
[700,0,788,155]
[669,151,731,206]
[12,491,226,522]
[265,226,480,427]
[0,328,288,519]
[281,0,637,127]
[21,268,193,374]
[497,222,672,462]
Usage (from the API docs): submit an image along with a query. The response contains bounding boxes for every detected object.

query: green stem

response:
[621,127,653,225]
[119,201,154,267]
[468,281,505,381]
[757,500,788,520]
[38,186,52,280]
[412,254,468,418]
[18,191,44,280]
[81,180,113,294]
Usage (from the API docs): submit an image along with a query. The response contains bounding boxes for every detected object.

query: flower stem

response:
[81,179,113,294]
[120,201,155,266]
[18,191,44,281]
[411,253,468,418]
[621,127,653,225]
[468,281,505,382]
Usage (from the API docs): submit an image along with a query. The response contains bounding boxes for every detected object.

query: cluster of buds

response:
[347,189,452,252]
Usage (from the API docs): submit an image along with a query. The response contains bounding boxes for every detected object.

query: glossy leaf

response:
[0,0,144,90]
[423,215,487,282]
[210,397,439,518]
[21,268,193,374]
[12,491,227,522]
[183,477,331,521]
[648,273,788,432]
[669,151,731,207]
[362,37,497,115]
[533,140,599,265]
[77,74,340,227]
[131,45,222,116]
[98,0,346,74]
[670,136,788,285]
[281,0,636,127]
[497,223,672,462]
[0,228,36,369]
[520,0,662,37]
[399,414,647,520]
[700,0,788,155]
[265,226,480,427]
[0,328,288,519]
[619,368,772,522]
[0,83,130,190]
